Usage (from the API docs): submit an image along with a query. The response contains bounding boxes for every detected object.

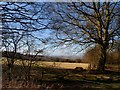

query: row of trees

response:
[83,41,120,69]
[1,1,120,81]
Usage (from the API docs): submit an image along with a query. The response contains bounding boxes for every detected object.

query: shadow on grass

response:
[2,64,120,90]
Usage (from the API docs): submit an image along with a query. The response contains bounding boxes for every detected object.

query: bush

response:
[74,67,83,71]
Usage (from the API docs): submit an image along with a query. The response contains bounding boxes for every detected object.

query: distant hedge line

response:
[1,51,82,63]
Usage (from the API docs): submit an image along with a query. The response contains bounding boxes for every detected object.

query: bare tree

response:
[48,2,120,72]
[83,45,99,70]
[1,2,49,80]
[83,40,120,71]
[108,40,120,70]
[21,36,45,81]
[2,31,26,80]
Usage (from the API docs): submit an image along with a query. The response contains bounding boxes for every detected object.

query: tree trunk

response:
[7,58,14,81]
[97,45,107,72]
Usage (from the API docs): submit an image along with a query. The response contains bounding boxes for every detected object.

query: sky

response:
[32,30,85,57]
[1,0,120,2]
[2,1,119,58]
[45,44,85,57]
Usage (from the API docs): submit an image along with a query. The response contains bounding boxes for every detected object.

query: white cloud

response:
[45,45,84,57]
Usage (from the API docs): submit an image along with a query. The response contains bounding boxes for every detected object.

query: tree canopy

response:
[1,2,120,72]
[47,2,120,71]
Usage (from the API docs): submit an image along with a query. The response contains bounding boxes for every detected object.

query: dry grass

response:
[2,58,90,70]
[36,61,90,70]
[1,58,120,89]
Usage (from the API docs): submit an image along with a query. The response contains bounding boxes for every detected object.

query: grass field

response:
[1,58,120,89]
[1,58,90,69]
